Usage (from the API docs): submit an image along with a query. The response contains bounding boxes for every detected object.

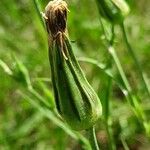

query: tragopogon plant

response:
[43,0,102,132]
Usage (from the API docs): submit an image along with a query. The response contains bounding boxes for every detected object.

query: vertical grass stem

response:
[33,0,46,29]
[87,127,100,150]
[121,22,150,98]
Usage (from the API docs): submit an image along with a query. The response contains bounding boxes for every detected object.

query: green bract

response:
[44,0,102,130]
[96,0,130,23]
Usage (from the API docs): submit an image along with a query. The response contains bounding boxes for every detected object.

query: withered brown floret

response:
[44,0,68,37]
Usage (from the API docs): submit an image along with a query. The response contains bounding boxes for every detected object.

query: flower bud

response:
[96,0,130,24]
[44,0,102,130]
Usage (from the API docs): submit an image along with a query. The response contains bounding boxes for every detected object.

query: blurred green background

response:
[0,0,150,149]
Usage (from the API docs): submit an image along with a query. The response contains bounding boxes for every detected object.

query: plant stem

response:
[99,19,117,149]
[99,18,133,104]
[120,135,130,150]
[98,17,149,135]
[108,46,132,94]
[33,0,46,29]
[104,78,116,150]
[86,127,100,150]
[120,22,150,98]
[104,25,116,150]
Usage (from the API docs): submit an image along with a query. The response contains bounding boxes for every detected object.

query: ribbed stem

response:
[121,22,150,98]
[33,0,46,29]
[86,127,100,150]
[105,26,116,150]
[99,18,149,135]
[99,18,117,150]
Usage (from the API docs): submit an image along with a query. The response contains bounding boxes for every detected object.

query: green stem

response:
[105,78,116,150]
[104,76,112,121]
[86,127,100,150]
[120,22,150,98]
[99,18,149,135]
[104,25,116,150]
[99,18,132,103]
[104,26,114,121]
[108,46,132,94]
[33,0,46,29]
[98,20,116,149]
[109,36,149,135]
[120,135,130,150]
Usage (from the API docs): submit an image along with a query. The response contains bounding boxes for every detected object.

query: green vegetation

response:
[0,0,150,149]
